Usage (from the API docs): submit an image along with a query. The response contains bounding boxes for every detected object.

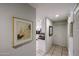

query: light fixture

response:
[56,14,59,17]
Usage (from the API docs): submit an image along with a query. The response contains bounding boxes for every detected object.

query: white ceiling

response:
[29,3,76,21]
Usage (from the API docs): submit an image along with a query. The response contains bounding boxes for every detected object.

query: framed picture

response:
[49,26,53,36]
[70,22,73,37]
[12,17,32,48]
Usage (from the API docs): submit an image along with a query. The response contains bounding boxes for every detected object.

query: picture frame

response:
[70,22,73,37]
[49,26,53,36]
[12,16,32,48]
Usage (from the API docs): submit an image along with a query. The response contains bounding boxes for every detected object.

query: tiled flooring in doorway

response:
[36,42,68,56]
[45,45,68,56]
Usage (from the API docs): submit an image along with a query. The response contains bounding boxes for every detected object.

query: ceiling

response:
[29,3,76,21]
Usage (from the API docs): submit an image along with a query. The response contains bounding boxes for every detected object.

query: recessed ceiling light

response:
[56,14,59,17]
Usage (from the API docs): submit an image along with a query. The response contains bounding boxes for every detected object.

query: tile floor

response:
[44,45,68,56]
[36,39,68,56]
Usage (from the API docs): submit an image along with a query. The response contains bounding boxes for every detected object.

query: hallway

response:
[34,3,77,56]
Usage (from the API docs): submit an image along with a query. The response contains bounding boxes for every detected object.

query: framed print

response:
[70,22,73,37]
[49,26,53,36]
[12,17,32,48]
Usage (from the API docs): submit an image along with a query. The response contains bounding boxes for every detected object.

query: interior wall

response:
[36,18,46,53]
[68,11,74,56]
[73,4,79,56]
[36,18,42,31]
[53,21,67,47]
[41,18,46,33]
[45,18,53,52]
[0,4,36,56]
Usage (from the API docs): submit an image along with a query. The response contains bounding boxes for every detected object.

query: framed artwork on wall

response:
[12,16,32,48]
[49,26,53,36]
[70,22,73,37]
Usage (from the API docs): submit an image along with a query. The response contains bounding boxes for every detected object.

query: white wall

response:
[67,11,74,56]
[36,15,45,33]
[53,21,67,47]
[41,18,46,33]
[73,4,79,56]
[36,18,46,53]
[0,4,36,56]
[36,18,42,31]
[45,18,53,52]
